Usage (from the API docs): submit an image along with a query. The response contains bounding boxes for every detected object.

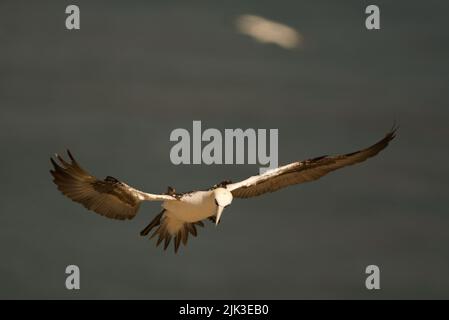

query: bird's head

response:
[213,188,233,225]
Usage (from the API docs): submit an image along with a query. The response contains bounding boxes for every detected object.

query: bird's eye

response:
[215,199,219,206]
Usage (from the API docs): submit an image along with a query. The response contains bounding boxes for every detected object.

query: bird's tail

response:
[140,209,165,236]
[140,210,205,253]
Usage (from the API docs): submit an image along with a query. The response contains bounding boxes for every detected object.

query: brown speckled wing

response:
[50,150,141,220]
[229,128,397,198]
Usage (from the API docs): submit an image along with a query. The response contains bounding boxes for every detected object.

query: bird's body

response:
[164,191,218,223]
[50,127,397,253]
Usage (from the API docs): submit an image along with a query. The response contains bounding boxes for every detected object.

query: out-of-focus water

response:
[1,0,448,298]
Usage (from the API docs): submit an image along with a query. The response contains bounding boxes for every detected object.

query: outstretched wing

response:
[227,127,397,198]
[50,150,174,220]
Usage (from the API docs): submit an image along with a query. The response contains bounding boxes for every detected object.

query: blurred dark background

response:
[0,0,448,299]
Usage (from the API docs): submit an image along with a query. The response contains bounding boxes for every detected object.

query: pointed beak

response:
[215,206,224,226]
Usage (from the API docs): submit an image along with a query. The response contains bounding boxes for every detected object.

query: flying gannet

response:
[50,127,397,253]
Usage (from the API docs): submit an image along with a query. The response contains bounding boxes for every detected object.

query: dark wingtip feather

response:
[56,153,72,168]
[67,149,75,162]
[391,120,399,131]
[49,169,56,178]
[50,157,61,171]
[389,121,399,138]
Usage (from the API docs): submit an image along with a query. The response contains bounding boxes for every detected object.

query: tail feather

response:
[140,210,208,253]
[164,236,171,250]
[174,231,182,253]
[140,210,164,236]
[186,224,197,237]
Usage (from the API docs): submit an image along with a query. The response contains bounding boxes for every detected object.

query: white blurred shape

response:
[235,14,302,49]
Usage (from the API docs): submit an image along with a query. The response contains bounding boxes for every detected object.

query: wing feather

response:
[227,127,397,198]
[50,150,167,219]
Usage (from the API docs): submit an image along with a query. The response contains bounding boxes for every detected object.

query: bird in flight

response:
[50,127,397,253]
